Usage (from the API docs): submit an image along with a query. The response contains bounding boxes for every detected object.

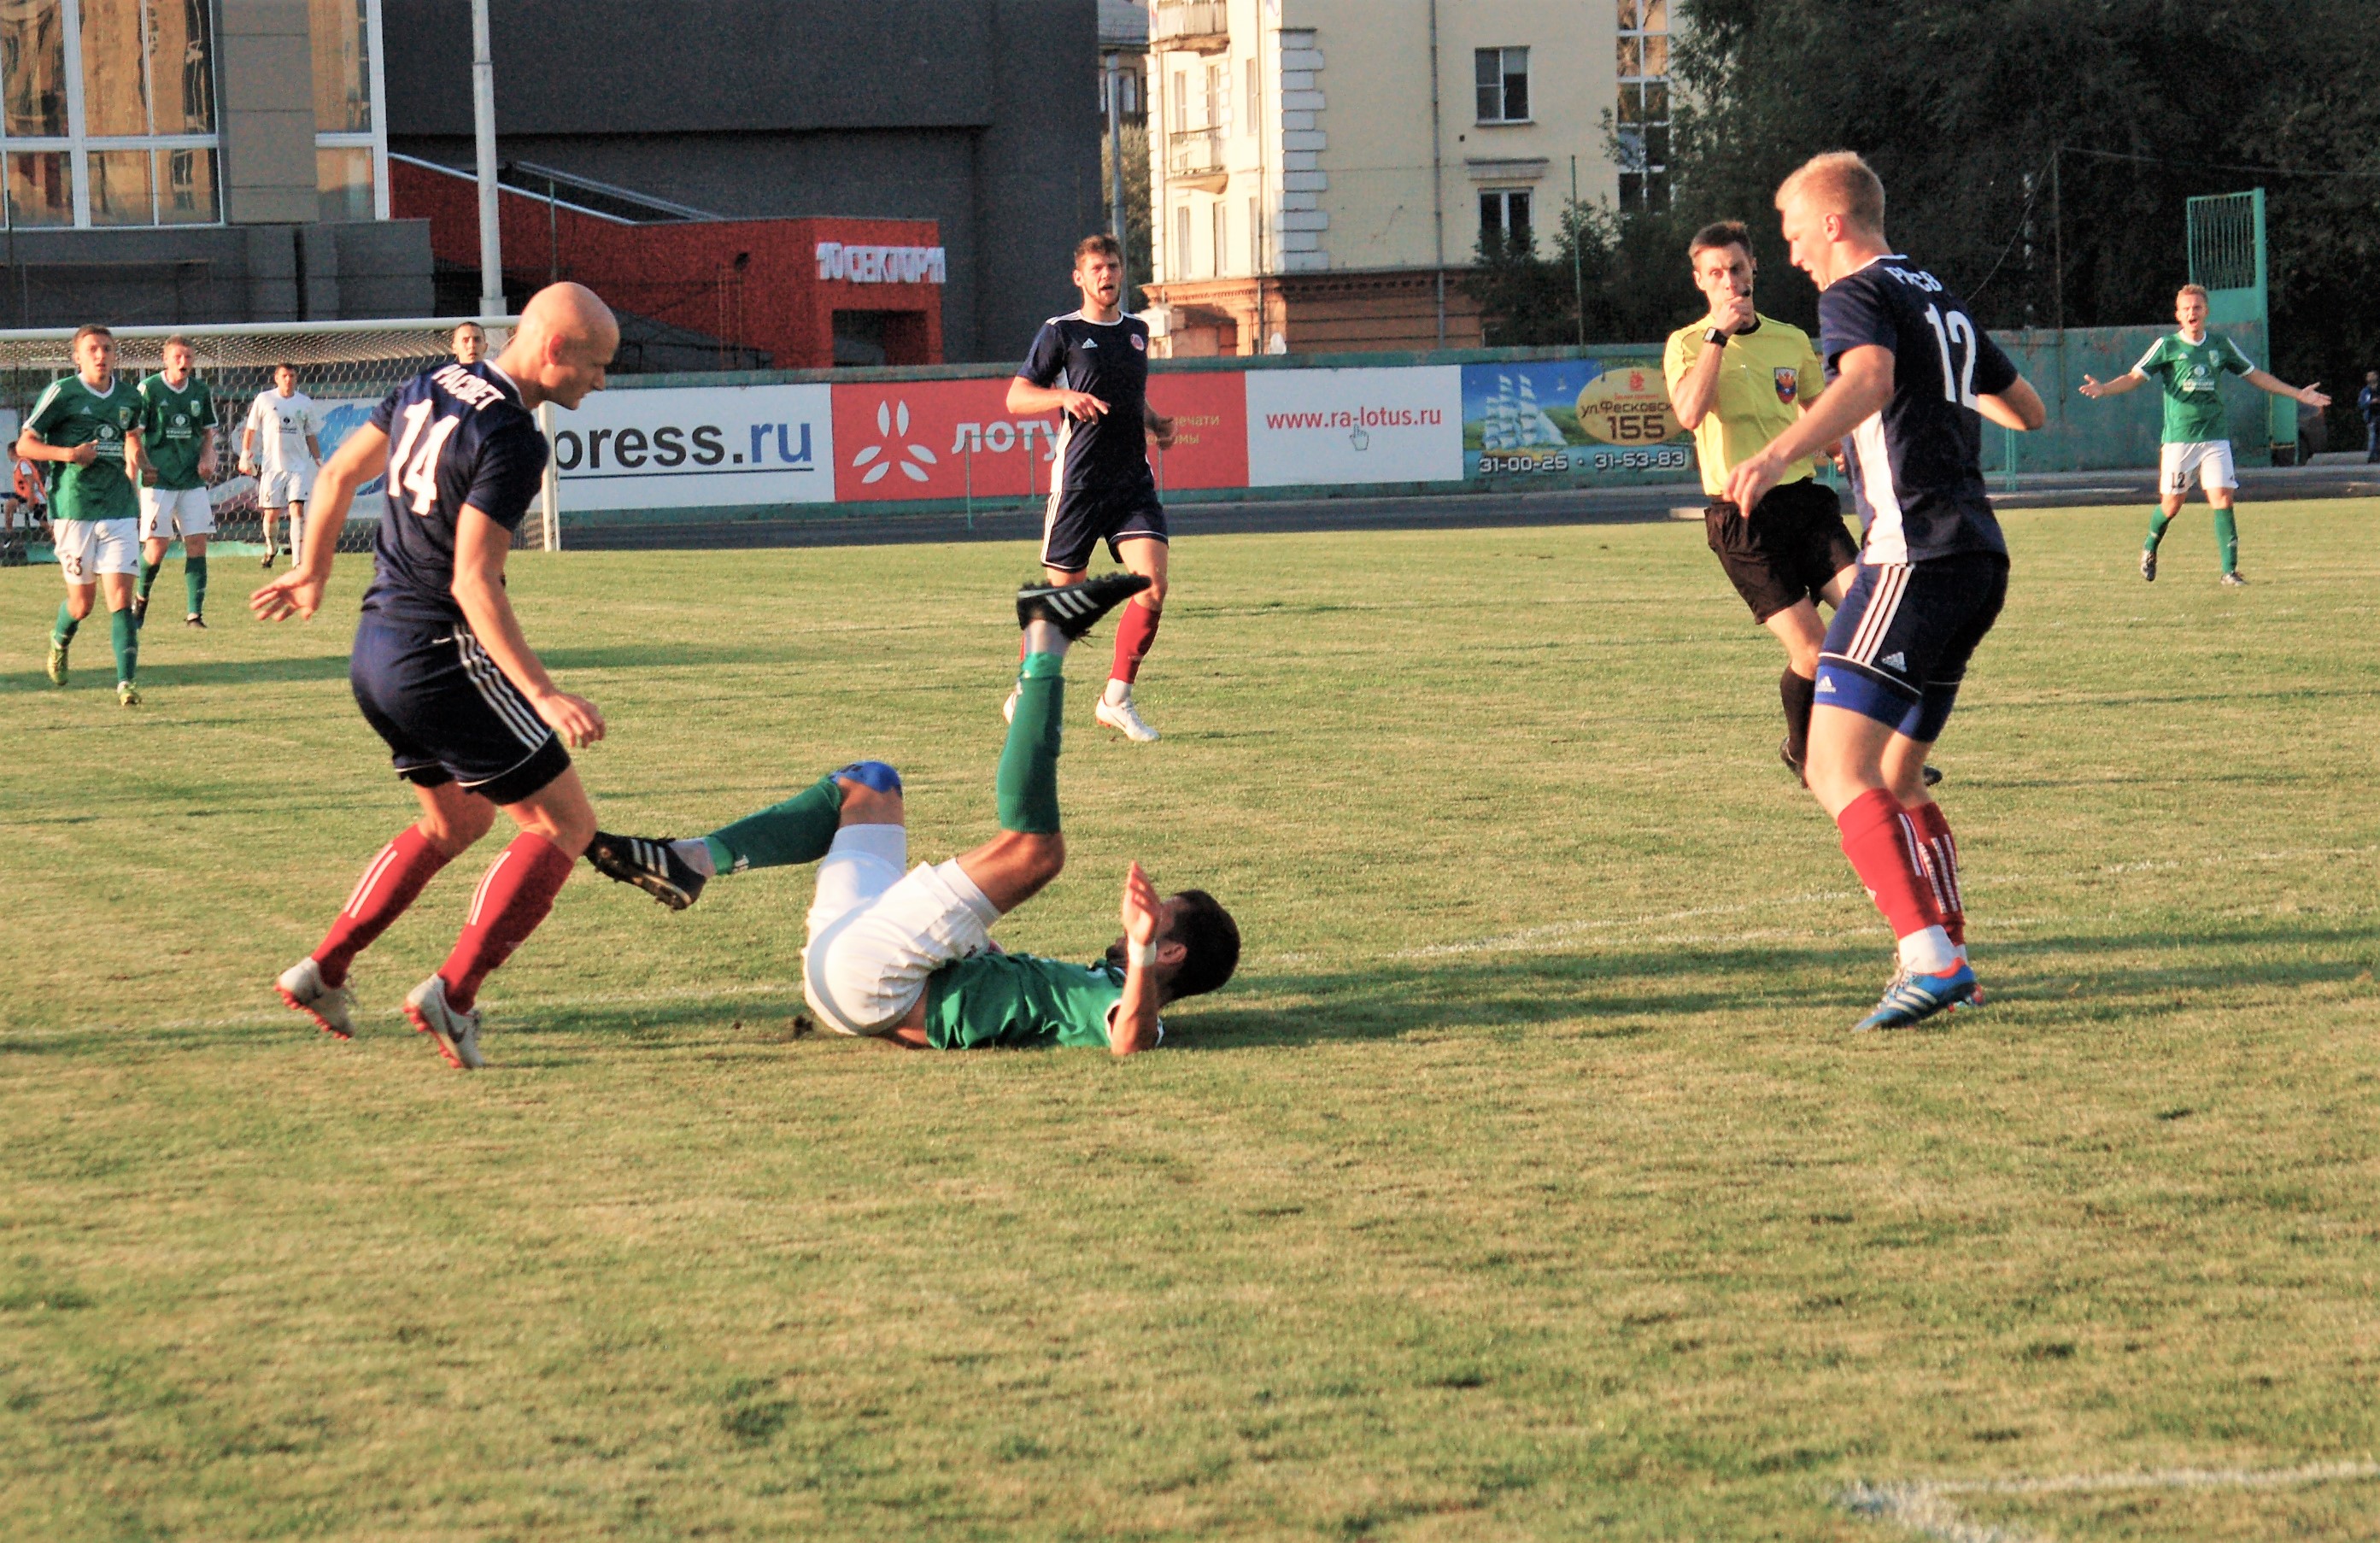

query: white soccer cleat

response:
[275,956,357,1039]
[1095,694,1161,742]
[402,975,486,1070]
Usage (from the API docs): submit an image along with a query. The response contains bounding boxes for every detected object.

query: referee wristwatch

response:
[1703,326,1732,348]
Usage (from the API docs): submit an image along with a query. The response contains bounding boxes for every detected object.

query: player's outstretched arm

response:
[1977,375,2047,431]
[2243,369,2329,408]
[448,506,605,749]
[1110,861,1165,1057]
[2078,371,2144,400]
[1726,343,1894,511]
[251,424,384,622]
[1007,376,1107,422]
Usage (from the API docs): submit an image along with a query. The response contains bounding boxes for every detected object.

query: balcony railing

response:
[1152,1,1231,52]
[1166,126,1228,187]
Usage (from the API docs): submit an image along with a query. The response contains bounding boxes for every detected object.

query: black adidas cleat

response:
[1016,571,1151,640]
[1921,764,1943,789]
[585,830,706,911]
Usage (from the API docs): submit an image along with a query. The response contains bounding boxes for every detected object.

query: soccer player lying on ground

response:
[1725,152,2046,1031]
[583,574,1240,1054]
[258,283,619,1071]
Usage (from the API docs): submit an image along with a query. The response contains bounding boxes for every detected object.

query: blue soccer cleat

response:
[1853,962,1981,1032]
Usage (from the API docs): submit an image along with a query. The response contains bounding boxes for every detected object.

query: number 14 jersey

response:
[361,361,549,628]
[1819,254,2019,565]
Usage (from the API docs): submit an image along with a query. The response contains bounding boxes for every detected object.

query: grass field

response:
[3,501,2377,1541]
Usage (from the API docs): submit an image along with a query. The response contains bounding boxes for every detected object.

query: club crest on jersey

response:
[1130,334,1146,350]
[1773,367,1799,404]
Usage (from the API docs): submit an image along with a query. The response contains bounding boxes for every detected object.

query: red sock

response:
[1905,801,1964,947]
[437,834,575,1011]
[1110,598,1162,684]
[1834,789,1943,942]
[313,826,452,987]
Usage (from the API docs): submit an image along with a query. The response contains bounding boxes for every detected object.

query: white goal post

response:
[0,317,562,553]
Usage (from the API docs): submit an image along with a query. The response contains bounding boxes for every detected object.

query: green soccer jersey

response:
[24,373,139,521]
[137,373,214,490]
[923,952,1145,1050]
[2132,331,2256,445]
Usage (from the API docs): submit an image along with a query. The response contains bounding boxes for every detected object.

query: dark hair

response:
[1164,889,1240,1000]
[71,324,113,349]
[1073,233,1123,266]
[273,362,296,377]
[1688,220,1752,260]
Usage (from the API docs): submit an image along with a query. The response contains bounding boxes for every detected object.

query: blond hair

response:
[2176,283,2210,304]
[1776,151,1885,236]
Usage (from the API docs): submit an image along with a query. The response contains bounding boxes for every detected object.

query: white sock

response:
[1023,619,1069,657]
[1896,925,1959,976]
[1103,678,1132,706]
[670,837,717,878]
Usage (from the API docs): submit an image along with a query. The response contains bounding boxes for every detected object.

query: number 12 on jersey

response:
[388,399,462,517]
[1922,304,1980,409]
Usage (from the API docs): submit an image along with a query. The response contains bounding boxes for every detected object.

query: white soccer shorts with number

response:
[53,517,140,579]
[138,485,215,541]
[2160,440,2237,495]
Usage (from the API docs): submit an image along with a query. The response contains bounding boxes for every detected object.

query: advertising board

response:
[1244,366,1463,487]
[1460,358,1691,482]
[547,384,836,510]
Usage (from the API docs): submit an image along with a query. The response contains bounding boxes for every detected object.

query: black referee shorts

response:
[1703,478,1861,623]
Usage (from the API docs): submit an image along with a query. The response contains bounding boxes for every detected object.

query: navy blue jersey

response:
[1017,311,1153,490]
[359,362,548,626]
[1819,255,2019,564]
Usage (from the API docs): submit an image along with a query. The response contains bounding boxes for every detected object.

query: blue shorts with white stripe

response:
[1814,552,2008,743]
[350,616,572,806]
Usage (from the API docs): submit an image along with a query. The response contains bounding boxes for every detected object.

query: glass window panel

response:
[156,143,214,222]
[89,147,153,223]
[1504,56,1527,119]
[3,0,67,136]
[1644,81,1668,119]
[148,0,212,132]
[1476,79,1498,120]
[1642,34,1668,75]
[1617,0,1638,28]
[1509,191,1531,247]
[310,0,370,133]
[1615,127,1644,171]
[1618,172,1643,208]
[1615,83,1643,125]
[1474,48,1498,89]
[6,149,71,224]
[1479,190,1503,243]
[317,144,372,222]
[80,0,149,135]
[1644,0,1667,30]
[1616,37,1640,78]
[1645,126,1670,166]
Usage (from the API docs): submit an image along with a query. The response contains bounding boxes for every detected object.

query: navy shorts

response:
[1041,478,1166,572]
[350,615,571,806]
[1814,553,2008,743]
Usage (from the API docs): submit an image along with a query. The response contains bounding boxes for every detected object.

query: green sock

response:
[185,554,207,617]
[704,772,846,873]
[137,557,161,600]
[2213,508,2238,573]
[109,607,137,683]
[52,602,79,646]
[2144,510,2173,552]
[996,653,1065,835]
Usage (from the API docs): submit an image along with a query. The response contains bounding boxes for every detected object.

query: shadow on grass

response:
[0,643,798,695]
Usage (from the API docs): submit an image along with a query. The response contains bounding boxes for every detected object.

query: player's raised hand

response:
[2078,375,2109,398]
[250,568,327,622]
[2297,382,2330,408]
[531,689,607,748]
[1058,390,1109,421]
[1119,861,1162,950]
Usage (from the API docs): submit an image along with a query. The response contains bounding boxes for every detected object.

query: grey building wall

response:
[0,222,432,328]
[383,0,1104,364]
[218,0,319,224]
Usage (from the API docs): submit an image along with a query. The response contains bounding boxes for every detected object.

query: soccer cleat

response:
[132,593,148,628]
[2139,548,2158,582]
[1921,764,1943,789]
[1852,961,1981,1032]
[1016,571,1150,640]
[584,830,707,910]
[45,637,67,686]
[117,681,140,707]
[402,975,486,1070]
[2220,570,2248,587]
[185,614,206,629]
[1095,694,1161,742]
[1779,736,1807,787]
[275,956,357,1040]
[260,549,277,569]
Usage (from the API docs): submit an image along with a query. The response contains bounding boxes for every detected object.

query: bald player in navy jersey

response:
[255,284,620,1071]
[1726,152,2046,1032]
[1004,234,1177,742]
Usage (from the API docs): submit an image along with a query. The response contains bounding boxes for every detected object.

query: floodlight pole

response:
[1107,53,1129,303]
[472,0,506,319]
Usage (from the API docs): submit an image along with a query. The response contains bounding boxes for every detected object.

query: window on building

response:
[312,0,386,222]
[1474,46,1529,123]
[1480,188,1533,253]
[1616,0,1670,211]
[1245,57,1257,133]
[1171,69,1187,133]
[1175,205,1192,279]
[0,0,217,227]
[1248,194,1260,272]
[1204,61,1229,131]
[1211,200,1227,277]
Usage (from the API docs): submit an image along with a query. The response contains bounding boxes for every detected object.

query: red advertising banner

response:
[830,371,1249,502]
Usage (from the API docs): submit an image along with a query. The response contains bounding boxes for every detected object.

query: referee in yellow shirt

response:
[1663,219,1861,783]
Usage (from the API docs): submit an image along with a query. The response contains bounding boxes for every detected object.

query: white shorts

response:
[800,824,999,1037]
[138,485,215,540]
[258,466,316,507]
[2160,440,2237,496]
[53,518,140,581]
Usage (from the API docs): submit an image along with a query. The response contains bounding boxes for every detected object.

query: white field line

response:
[1844,1459,2380,1543]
